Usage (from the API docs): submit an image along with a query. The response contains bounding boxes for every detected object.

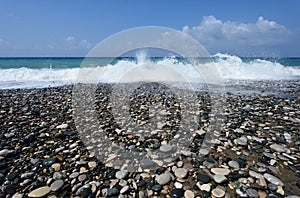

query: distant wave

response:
[0,53,299,89]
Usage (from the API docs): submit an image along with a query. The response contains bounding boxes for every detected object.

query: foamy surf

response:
[0,53,299,89]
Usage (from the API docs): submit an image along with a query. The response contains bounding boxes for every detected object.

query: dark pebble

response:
[197,173,211,184]
[43,157,57,167]
[151,184,162,192]
[170,188,184,198]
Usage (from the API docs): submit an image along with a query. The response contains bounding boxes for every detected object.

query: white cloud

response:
[65,36,75,43]
[183,16,290,55]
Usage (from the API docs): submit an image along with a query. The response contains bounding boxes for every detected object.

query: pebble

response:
[237,136,248,146]
[263,173,284,186]
[211,188,225,198]
[156,172,171,185]
[115,170,129,179]
[50,179,64,192]
[213,174,227,183]
[246,188,259,198]
[228,160,240,170]
[270,143,287,152]
[197,173,211,184]
[120,185,130,194]
[170,188,184,198]
[160,144,174,153]
[184,190,195,198]
[200,183,211,192]
[56,123,68,129]
[151,184,162,192]
[211,168,230,175]
[174,168,188,178]
[28,186,51,197]
[51,163,61,171]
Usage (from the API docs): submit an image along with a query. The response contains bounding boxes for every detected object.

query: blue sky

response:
[0,0,299,57]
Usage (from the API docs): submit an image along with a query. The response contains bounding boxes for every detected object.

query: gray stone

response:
[160,144,174,153]
[120,185,130,194]
[28,186,51,197]
[155,172,171,185]
[116,170,129,180]
[228,160,240,170]
[263,173,284,186]
[213,174,227,183]
[237,136,248,146]
[270,144,287,153]
[50,179,64,192]
[174,168,188,179]
[184,190,195,198]
[246,188,259,198]
[249,170,263,179]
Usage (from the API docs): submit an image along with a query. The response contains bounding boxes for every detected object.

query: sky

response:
[0,0,300,57]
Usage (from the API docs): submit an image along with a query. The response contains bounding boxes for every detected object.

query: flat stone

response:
[270,144,287,153]
[88,161,97,168]
[78,174,87,182]
[0,149,16,157]
[140,159,155,169]
[151,184,162,192]
[249,170,263,179]
[228,161,240,170]
[174,168,188,179]
[51,163,61,171]
[50,179,64,192]
[69,172,79,179]
[211,168,230,175]
[184,190,195,198]
[174,182,183,189]
[213,174,227,183]
[43,158,57,167]
[156,172,171,185]
[246,188,259,198]
[115,170,129,180]
[28,186,51,197]
[264,173,284,186]
[211,188,225,198]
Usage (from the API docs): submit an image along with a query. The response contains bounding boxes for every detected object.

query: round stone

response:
[69,172,79,179]
[184,190,195,198]
[174,182,183,189]
[151,184,162,192]
[115,170,129,180]
[174,168,188,179]
[78,174,87,182]
[212,188,225,198]
[263,173,284,186]
[50,179,64,192]
[228,161,240,170]
[156,173,171,185]
[246,188,259,198]
[88,161,97,168]
[213,174,227,183]
[211,168,230,175]
[28,186,51,198]
[43,158,57,167]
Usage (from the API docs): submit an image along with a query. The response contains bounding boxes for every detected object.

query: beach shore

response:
[0,80,299,197]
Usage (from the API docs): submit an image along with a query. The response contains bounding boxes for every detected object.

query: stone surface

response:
[213,174,227,183]
[50,180,64,192]
[211,188,225,198]
[211,168,230,175]
[174,168,188,179]
[263,173,284,186]
[156,173,171,185]
[28,186,51,197]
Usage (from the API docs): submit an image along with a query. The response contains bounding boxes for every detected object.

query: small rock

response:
[160,144,174,153]
[28,186,51,198]
[116,170,129,180]
[228,161,240,170]
[263,173,284,186]
[151,184,162,192]
[211,168,230,175]
[197,173,211,184]
[212,188,225,198]
[184,190,195,198]
[120,185,130,194]
[50,179,64,192]
[200,184,211,192]
[174,168,188,179]
[246,188,259,198]
[51,163,61,171]
[170,188,184,198]
[56,123,68,129]
[213,174,227,183]
[237,136,248,146]
[156,173,171,185]
[88,161,97,168]
[270,144,287,153]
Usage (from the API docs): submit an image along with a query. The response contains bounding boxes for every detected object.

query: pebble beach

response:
[0,80,299,198]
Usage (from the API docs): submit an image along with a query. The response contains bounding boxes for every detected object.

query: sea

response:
[0,53,299,89]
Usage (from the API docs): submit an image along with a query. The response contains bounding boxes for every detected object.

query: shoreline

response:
[0,81,299,197]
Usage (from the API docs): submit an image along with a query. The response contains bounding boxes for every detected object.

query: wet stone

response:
[270,144,287,153]
[50,179,64,192]
[120,185,130,194]
[151,184,162,192]
[211,168,230,175]
[43,158,57,167]
[228,160,240,170]
[28,186,51,198]
[174,168,188,179]
[115,170,129,180]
